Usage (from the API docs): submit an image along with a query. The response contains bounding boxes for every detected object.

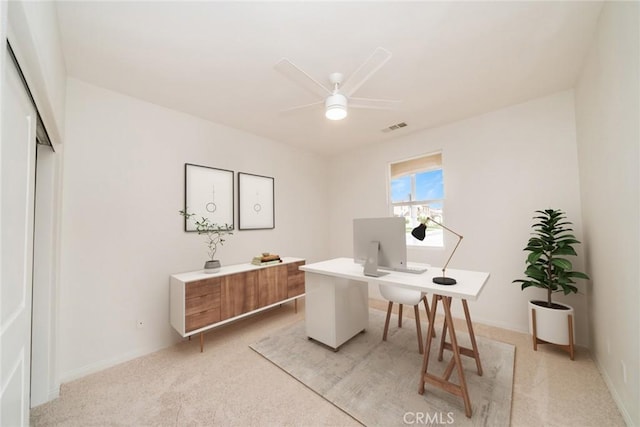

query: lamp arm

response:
[424,216,463,239]
[442,234,463,275]
[424,217,463,275]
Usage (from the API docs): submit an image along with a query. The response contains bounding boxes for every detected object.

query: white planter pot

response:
[528,300,575,345]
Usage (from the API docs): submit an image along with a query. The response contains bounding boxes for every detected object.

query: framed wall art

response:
[184,163,234,231]
[238,172,274,230]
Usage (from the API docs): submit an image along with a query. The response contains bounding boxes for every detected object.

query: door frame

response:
[30,143,61,406]
[2,16,63,410]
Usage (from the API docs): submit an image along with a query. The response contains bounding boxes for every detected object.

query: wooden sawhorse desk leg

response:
[438,298,483,376]
[418,295,482,418]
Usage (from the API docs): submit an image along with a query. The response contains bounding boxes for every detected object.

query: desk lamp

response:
[411,217,463,285]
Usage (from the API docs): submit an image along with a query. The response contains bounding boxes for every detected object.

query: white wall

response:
[574,2,639,425]
[59,78,330,381]
[328,91,589,344]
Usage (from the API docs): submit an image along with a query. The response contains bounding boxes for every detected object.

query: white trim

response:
[30,145,61,407]
[59,344,171,384]
[592,355,634,426]
[5,5,65,406]
[60,298,303,383]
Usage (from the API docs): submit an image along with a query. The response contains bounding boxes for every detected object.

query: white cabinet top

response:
[171,257,305,283]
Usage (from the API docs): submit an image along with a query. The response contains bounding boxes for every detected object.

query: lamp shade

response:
[411,223,427,241]
[325,93,348,120]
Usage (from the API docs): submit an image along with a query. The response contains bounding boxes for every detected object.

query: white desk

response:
[300,257,490,418]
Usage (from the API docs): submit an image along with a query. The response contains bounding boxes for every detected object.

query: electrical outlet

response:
[137,320,144,329]
[621,360,627,384]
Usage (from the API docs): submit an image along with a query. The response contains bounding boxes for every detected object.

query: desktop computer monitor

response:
[353,217,407,277]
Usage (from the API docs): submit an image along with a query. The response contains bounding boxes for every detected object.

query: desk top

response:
[300,257,489,301]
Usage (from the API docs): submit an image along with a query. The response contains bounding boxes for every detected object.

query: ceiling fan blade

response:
[340,47,392,97]
[279,100,324,115]
[275,58,331,99]
[349,97,401,110]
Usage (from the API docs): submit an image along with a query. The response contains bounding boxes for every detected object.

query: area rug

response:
[250,309,514,426]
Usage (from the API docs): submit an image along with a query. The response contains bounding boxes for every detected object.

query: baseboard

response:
[479,312,633,424]
[59,340,178,384]
[372,300,592,348]
[469,314,529,335]
[593,354,634,426]
[29,384,61,409]
[48,385,60,402]
[370,295,530,335]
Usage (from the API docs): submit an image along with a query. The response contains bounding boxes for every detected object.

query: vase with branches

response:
[179,209,233,272]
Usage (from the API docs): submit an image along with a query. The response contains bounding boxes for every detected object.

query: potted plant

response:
[179,209,233,273]
[513,209,590,359]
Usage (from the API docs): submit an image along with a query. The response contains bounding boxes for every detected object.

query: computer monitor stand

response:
[363,241,389,277]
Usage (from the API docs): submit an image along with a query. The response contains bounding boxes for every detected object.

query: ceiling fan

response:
[275,47,400,121]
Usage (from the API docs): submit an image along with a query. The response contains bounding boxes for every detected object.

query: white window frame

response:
[388,152,444,248]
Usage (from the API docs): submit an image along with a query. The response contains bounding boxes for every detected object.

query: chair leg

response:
[423,296,436,338]
[414,305,424,354]
[383,301,393,341]
[398,304,403,328]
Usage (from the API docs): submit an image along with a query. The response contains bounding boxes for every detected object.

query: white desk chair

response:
[379,284,435,354]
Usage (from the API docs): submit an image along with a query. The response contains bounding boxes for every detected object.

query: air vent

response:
[381,122,408,133]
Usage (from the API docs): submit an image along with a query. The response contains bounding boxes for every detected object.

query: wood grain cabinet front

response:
[221,271,258,321]
[185,277,221,333]
[170,258,305,352]
[258,265,288,308]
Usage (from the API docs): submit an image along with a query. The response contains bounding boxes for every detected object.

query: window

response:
[389,153,444,247]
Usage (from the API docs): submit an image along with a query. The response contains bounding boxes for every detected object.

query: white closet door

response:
[0,50,37,426]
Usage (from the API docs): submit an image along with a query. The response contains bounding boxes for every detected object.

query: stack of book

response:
[251,253,282,266]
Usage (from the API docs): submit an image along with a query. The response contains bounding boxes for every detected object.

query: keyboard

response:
[381,266,428,274]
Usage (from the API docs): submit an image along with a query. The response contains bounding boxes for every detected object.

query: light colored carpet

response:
[30,300,626,426]
[250,310,515,426]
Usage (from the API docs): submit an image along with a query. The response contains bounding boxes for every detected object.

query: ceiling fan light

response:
[325,93,348,120]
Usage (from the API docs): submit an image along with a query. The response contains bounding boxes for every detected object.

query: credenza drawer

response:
[186,293,220,316]
[186,308,221,332]
[186,277,220,299]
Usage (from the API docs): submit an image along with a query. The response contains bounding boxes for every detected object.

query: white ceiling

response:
[55,1,603,156]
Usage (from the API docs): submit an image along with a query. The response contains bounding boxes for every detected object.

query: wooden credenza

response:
[170,257,305,351]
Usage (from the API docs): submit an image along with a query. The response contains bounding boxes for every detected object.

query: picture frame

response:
[184,163,234,231]
[238,172,275,230]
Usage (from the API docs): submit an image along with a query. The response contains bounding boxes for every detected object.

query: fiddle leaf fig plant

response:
[179,209,233,261]
[513,209,590,308]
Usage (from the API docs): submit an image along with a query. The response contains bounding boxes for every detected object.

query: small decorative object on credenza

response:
[411,216,463,285]
[179,209,233,273]
[251,252,282,266]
